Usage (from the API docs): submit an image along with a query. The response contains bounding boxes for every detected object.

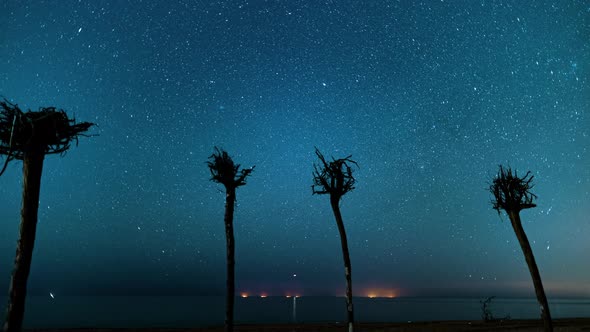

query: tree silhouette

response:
[489,165,552,332]
[0,99,93,332]
[312,148,358,332]
[207,147,253,332]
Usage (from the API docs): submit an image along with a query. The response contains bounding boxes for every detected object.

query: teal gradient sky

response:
[0,0,589,298]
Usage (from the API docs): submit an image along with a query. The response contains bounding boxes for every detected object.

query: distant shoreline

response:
[8,295,590,300]
[24,318,590,332]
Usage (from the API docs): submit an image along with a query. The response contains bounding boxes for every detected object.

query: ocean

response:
[1,296,589,328]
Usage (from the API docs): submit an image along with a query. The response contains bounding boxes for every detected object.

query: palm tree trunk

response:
[508,211,553,332]
[4,150,45,332]
[224,187,236,332]
[330,196,354,332]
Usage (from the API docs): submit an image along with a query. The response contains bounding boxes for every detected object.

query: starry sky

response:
[0,0,589,298]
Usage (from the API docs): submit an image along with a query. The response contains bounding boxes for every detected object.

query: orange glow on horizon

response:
[364,288,398,299]
[242,290,396,298]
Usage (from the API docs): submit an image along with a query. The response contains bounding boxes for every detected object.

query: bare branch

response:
[206,147,254,190]
[489,165,537,214]
[0,99,94,175]
[311,147,358,200]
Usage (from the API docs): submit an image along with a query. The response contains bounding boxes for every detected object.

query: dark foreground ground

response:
[25,318,590,331]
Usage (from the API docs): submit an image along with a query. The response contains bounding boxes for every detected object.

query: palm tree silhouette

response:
[489,165,552,332]
[206,147,253,332]
[0,99,93,332]
[312,148,358,332]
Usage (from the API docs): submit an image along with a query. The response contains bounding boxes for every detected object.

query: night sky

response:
[0,1,589,298]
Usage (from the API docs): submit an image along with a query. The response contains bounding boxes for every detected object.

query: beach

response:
[24,318,590,332]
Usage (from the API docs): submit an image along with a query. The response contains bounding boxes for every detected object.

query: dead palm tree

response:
[0,99,93,332]
[312,148,358,332]
[489,165,552,332]
[206,147,253,332]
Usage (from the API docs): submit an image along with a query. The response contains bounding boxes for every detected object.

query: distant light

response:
[240,293,248,298]
[260,295,267,298]
[368,294,376,299]
[49,292,54,299]
[286,295,292,298]
[293,274,297,277]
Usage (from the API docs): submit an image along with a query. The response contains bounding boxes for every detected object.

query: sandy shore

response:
[24,318,590,331]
